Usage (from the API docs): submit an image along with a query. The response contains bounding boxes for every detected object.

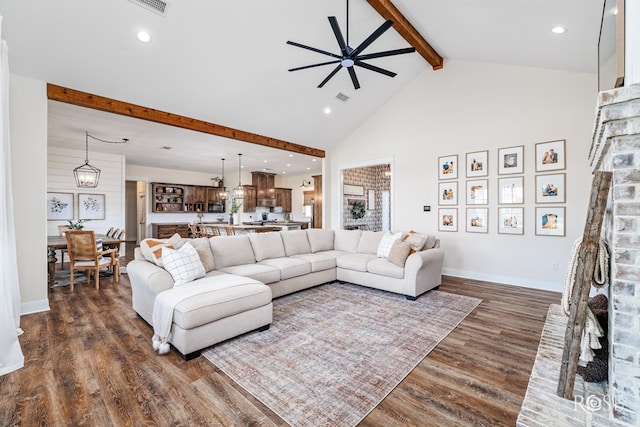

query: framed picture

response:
[498,176,524,204]
[438,182,458,206]
[343,184,364,196]
[466,179,488,205]
[535,207,566,236]
[438,208,458,232]
[498,207,524,235]
[498,145,524,175]
[535,139,566,172]
[466,208,488,233]
[466,150,488,177]
[536,173,566,204]
[438,154,458,180]
[47,192,74,220]
[78,193,106,220]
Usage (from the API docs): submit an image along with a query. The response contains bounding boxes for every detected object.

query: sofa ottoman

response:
[158,274,273,359]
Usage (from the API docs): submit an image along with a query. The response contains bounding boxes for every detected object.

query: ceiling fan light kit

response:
[287,0,416,90]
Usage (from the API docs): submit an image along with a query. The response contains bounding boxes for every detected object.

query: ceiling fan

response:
[286,0,416,90]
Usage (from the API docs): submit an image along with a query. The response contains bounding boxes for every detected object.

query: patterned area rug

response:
[202,283,481,427]
[51,267,126,288]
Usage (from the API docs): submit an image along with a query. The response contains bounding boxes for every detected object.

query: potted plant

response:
[210,176,223,187]
[229,200,242,225]
[351,201,366,220]
[67,219,90,229]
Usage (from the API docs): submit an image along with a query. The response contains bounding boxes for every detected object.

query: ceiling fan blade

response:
[347,66,361,90]
[354,60,397,78]
[357,47,416,61]
[318,65,343,88]
[350,20,394,57]
[288,60,341,72]
[286,40,341,59]
[328,16,349,57]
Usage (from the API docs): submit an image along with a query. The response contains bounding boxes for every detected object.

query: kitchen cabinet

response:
[206,187,226,213]
[243,185,258,212]
[275,187,292,213]
[152,223,189,239]
[312,175,322,228]
[303,190,314,206]
[184,186,206,212]
[152,183,185,212]
[252,171,276,206]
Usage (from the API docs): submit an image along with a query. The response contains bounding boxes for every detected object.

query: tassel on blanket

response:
[152,334,171,355]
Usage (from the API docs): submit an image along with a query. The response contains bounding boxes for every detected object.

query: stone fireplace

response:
[518,84,640,426]
[590,83,640,425]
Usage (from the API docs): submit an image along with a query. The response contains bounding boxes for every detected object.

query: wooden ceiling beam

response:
[47,84,326,159]
[366,0,443,70]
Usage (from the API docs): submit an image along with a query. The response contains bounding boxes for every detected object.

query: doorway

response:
[125,180,147,244]
[340,162,391,231]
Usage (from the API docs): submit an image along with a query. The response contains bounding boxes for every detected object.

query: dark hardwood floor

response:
[1,245,560,426]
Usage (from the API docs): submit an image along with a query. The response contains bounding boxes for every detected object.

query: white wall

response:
[47,146,125,236]
[327,60,598,292]
[9,74,48,314]
[626,0,640,84]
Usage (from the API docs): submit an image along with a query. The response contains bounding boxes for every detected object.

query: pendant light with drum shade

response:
[73,131,128,188]
[233,154,245,199]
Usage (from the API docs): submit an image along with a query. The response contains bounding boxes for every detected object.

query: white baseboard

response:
[442,268,564,293]
[21,299,50,315]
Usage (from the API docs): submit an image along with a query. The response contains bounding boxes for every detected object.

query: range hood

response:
[252,171,276,207]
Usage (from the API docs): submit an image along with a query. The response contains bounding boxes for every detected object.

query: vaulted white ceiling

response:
[0,0,604,176]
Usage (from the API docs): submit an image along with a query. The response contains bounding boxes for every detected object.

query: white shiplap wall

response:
[47,146,125,236]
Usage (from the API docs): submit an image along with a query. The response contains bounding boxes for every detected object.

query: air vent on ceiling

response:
[336,92,350,102]
[128,0,169,17]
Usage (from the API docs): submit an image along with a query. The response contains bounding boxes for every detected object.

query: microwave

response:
[208,203,225,213]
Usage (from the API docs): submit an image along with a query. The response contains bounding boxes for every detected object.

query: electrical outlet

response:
[551,262,559,271]
[423,205,431,212]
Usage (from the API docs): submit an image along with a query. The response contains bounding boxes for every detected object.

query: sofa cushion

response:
[210,235,256,269]
[161,242,206,286]
[179,237,215,272]
[140,233,182,267]
[403,231,428,253]
[172,274,271,330]
[280,230,312,256]
[291,253,336,272]
[248,232,286,261]
[376,231,403,257]
[219,264,280,284]
[367,257,405,279]
[336,253,377,272]
[357,231,385,254]
[335,230,361,253]
[306,229,334,253]
[387,240,411,267]
[259,257,311,280]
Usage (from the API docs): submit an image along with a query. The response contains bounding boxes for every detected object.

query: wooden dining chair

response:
[188,223,200,238]
[57,225,72,270]
[224,226,235,236]
[207,225,221,237]
[65,230,120,290]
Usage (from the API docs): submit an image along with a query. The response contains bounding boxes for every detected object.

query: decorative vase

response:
[233,213,240,225]
[228,216,234,225]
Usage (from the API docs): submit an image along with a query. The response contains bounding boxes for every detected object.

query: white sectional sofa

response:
[128,229,444,359]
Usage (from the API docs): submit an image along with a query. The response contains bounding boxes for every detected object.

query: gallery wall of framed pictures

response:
[436,139,567,237]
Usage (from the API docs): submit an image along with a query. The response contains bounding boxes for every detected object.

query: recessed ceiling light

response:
[312,159,317,162]
[282,171,286,174]
[136,31,152,43]
[289,154,294,157]
[306,167,311,170]
[286,164,291,167]
[551,26,566,34]
[263,160,268,163]
[324,107,332,115]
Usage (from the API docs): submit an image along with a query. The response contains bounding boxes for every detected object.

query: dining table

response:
[47,234,124,287]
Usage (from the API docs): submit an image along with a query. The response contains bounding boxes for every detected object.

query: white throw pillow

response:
[139,233,182,267]
[376,231,403,258]
[161,242,206,287]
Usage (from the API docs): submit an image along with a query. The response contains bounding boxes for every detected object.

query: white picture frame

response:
[438,181,458,206]
[535,207,566,236]
[47,192,74,220]
[498,145,524,175]
[438,154,458,180]
[536,173,566,204]
[78,193,106,220]
[535,139,566,172]
[343,184,364,196]
[466,150,488,177]
[466,208,488,233]
[498,176,524,204]
[466,179,488,205]
[438,208,458,232]
[498,207,524,235]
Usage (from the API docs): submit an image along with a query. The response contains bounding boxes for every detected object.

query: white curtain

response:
[0,15,24,376]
